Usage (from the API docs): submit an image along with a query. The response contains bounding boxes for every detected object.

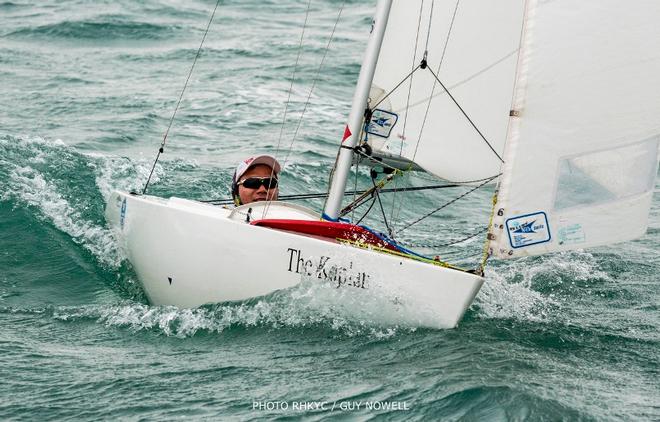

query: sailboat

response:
[105,0,660,329]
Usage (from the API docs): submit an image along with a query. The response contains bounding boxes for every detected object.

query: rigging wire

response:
[479,190,499,272]
[351,151,360,223]
[399,226,489,249]
[263,0,313,214]
[411,0,460,163]
[351,121,367,223]
[423,0,435,54]
[399,0,426,153]
[371,175,392,236]
[387,0,427,232]
[273,0,312,158]
[265,0,346,217]
[355,195,378,226]
[200,182,460,205]
[390,0,459,231]
[142,0,222,195]
[394,174,499,235]
[371,64,422,111]
[426,65,504,163]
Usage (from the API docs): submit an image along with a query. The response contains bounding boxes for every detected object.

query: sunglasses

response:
[238,177,278,189]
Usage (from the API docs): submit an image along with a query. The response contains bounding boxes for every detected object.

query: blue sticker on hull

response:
[120,198,127,229]
[506,211,551,249]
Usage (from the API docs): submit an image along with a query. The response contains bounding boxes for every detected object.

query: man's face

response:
[238,164,279,205]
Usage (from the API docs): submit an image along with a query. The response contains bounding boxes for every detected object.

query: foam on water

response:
[50,290,411,340]
[1,1,658,418]
[0,137,113,266]
[0,135,642,337]
[0,135,163,269]
[91,150,164,201]
[475,250,613,325]
[47,249,602,338]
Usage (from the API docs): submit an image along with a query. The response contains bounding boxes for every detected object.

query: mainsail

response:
[491,0,660,258]
[367,0,526,183]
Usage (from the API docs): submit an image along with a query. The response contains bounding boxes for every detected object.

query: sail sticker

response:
[557,223,586,246]
[366,109,398,138]
[120,198,127,229]
[505,211,551,249]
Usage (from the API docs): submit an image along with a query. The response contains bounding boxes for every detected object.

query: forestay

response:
[367,0,525,183]
[491,0,660,258]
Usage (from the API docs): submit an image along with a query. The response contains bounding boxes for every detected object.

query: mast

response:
[323,0,393,221]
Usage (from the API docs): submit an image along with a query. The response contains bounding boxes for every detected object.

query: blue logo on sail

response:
[373,117,390,127]
[512,220,537,234]
[366,109,398,138]
[505,212,551,248]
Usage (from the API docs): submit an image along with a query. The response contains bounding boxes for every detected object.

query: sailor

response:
[231,155,281,205]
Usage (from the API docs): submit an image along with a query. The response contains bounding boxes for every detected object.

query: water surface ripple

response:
[0,1,658,420]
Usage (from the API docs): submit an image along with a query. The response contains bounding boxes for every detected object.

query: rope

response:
[372,176,392,236]
[201,182,460,205]
[423,0,435,54]
[265,0,346,217]
[394,174,498,235]
[273,0,312,158]
[355,196,377,226]
[339,172,397,217]
[399,0,426,154]
[371,64,422,111]
[399,226,488,249]
[281,1,346,169]
[479,190,499,272]
[426,65,504,163]
[142,0,222,194]
[263,0,312,212]
[412,0,460,163]
[387,0,427,231]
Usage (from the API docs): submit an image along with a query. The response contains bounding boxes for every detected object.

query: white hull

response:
[105,191,484,329]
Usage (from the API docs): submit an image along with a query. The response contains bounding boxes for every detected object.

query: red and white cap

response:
[233,155,281,184]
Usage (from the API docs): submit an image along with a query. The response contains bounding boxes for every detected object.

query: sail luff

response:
[323,0,393,220]
[486,0,535,257]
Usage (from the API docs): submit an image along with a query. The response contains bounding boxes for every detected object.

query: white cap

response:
[233,155,281,184]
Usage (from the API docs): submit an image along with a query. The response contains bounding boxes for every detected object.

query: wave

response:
[0,135,155,269]
[48,275,428,338]
[474,250,612,324]
[1,134,654,338]
[7,19,181,42]
[0,2,22,10]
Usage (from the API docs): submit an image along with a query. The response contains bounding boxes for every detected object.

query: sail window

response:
[554,136,659,210]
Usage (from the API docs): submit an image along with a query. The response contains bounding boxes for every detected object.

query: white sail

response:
[367,0,526,182]
[491,0,660,259]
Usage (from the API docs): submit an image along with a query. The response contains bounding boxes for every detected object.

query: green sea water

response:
[1,1,659,420]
